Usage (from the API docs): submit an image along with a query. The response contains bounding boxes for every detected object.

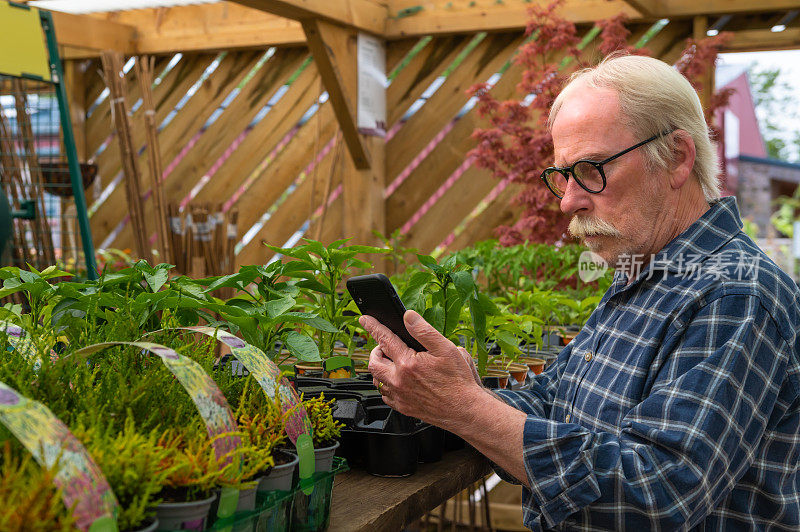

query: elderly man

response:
[360,54,800,530]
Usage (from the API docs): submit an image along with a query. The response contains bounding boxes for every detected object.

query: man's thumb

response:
[404,310,453,355]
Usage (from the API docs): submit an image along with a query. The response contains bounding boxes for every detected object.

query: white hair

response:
[548,54,721,201]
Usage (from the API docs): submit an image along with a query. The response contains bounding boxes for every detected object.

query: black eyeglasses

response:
[541,129,674,199]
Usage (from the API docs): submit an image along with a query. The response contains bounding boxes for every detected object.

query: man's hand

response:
[360,310,483,429]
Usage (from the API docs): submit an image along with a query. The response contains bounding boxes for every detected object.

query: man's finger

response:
[359,314,411,361]
[404,310,456,356]
[368,344,394,385]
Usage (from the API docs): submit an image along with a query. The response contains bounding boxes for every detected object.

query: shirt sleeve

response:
[487,342,574,484]
[512,294,792,531]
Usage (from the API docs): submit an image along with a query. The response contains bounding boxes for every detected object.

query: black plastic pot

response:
[365,429,420,477]
[417,425,445,463]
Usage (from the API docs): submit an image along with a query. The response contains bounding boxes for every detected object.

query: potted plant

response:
[301,393,343,473]
[234,378,297,494]
[154,426,270,530]
[267,239,384,358]
[73,418,176,532]
[0,441,75,531]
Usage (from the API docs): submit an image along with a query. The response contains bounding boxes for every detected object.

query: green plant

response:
[268,239,384,357]
[302,393,343,448]
[0,441,75,531]
[234,377,290,468]
[372,229,419,273]
[74,418,176,531]
[199,261,338,363]
[156,426,271,502]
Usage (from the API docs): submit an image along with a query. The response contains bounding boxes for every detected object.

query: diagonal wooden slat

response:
[110,49,308,251]
[386,37,423,74]
[444,183,523,253]
[387,32,524,183]
[402,165,499,254]
[191,64,322,206]
[236,138,342,266]
[90,51,264,245]
[233,102,339,243]
[387,35,473,127]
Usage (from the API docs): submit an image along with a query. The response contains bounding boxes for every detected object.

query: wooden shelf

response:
[328,447,491,531]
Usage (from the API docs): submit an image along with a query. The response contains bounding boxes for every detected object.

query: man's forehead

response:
[552,84,621,132]
[551,85,632,162]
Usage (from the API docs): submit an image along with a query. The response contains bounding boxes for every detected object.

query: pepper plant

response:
[267,239,385,357]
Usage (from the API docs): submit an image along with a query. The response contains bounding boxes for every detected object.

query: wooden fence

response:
[66,18,694,268]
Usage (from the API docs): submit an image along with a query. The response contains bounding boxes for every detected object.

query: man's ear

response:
[669,130,696,190]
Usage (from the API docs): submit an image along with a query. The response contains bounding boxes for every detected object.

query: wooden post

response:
[693,16,714,114]
[302,17,386,260]
[343,134,385,249]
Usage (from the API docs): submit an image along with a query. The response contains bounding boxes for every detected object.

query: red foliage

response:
[468,4,733,246]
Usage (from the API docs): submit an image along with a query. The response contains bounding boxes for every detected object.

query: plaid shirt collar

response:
[611,196,744,292]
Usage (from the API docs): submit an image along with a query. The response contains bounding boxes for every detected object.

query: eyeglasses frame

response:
[540,129,675,199]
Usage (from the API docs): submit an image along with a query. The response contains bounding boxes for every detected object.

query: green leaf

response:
[296,278,331,295]
[285,331,321,362]
[143,268,169,293]
[469,297,487,354]
[477,294,499,315]
[347,245,385,254]
[417,254,441,274]
[297,315,338,333]
[495,329,521,356]
[265,296,295,319]
[18,270,40,284]
[40,265,73,280]
[451,270,476,302]
[205,271,254,292]
[400,271,430,314]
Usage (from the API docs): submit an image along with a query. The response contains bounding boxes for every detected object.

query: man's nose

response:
[559,177,592,216]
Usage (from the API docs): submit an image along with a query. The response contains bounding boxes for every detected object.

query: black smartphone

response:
[346,273,426,352]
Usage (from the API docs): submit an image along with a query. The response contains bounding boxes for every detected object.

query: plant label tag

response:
[323,355,356,378]
[0,320,59,370]
[0,381,119,531]
[73,341,239,461]
[182,327,316,486]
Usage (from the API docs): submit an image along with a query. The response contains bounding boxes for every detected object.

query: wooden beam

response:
[386,0,800,37]
[385,0,641,38]
[343,135,386,246]
[302,19,371,169]
[657,0,800,18]
[231,0,386,35]
[103,3,305,54]
[620,0,660,17]
[50,11,137,53]
[723,27,800,52]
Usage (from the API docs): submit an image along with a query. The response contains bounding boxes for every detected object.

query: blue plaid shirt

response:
[494,197,800,531]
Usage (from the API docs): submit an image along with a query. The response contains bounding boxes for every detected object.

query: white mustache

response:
[569,216,622,239]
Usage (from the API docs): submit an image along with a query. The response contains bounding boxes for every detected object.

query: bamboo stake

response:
[11,79,55,265]
[0,109,32,267]
[101,51,151,263]
[135,56,171,264]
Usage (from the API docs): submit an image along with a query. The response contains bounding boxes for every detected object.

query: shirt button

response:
[584,351,593,362]
[565,413,571,422]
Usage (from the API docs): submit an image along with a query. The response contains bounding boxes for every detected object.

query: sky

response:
[718,50,800,160]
